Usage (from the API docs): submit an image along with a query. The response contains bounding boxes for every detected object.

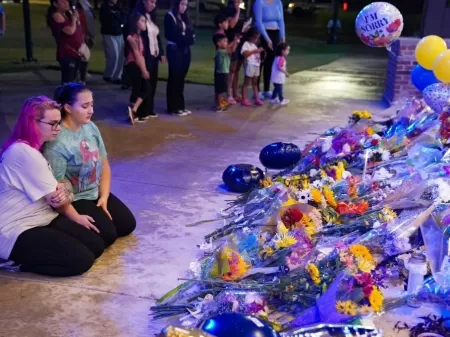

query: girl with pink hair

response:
[0,96,104,276]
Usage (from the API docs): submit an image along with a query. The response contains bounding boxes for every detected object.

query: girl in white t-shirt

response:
[270,42,290,105]
[240,28,264,106]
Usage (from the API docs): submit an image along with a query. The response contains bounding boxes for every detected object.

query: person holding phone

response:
[253,0,285,100]
[47,0,89,84]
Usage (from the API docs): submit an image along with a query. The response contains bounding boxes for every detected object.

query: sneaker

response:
[227,96,237,104]
[254,98,264,106]
[172,110,188,116]
[128,107,136,125]
[258,92,265,100]
[264,91,272,99]
[183,109,192,115]
[136,117,147,123]
[280,99,290,106]
[270,98,280,104]
[241,99,252,107]
[215,105,226,112]
[148,112,158,118]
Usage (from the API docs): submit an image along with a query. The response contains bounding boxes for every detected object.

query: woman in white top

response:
[134,0,166,118]
[0,96,104,276]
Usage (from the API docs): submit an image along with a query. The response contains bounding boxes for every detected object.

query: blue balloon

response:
[199,313,280,337]
[222,164,264,193]
[259,142,302,170]
[411,65,438,91]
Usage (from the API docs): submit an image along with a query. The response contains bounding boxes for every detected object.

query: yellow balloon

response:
[415,35,447,70]
[433,50,450,83]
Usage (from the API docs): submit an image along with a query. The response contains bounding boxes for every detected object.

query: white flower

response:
[372,134,382,140]
[373,221,382,228]
[372,167,393,181]
[242,227,252,234]
[310,169,319,177]
[296,189,311,203]
[312,180,323,189]
[342,143,351,154]
[342,170,352,179]
[380,149,391,161]
[199,238,215,253]
[435,178,450,203]
[189,261,202,278]
[245,292,264,305]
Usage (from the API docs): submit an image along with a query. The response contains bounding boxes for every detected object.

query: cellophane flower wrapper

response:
[158,326,216,337]
[421,207,450,288]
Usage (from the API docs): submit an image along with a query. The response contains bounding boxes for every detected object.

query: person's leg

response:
[232,59,243,100]
[257,38,268,93]
[78,60,88,83]
[278,84,284,101]
[113,35,125,81]
[179,48,191,111]
[9,225,95,277]
[127,62,143,117]
[241,75,251,104]
[105,193,136,237]
[59,57,77,84]
[148,56,159,115]
[166,46,176,112]
[227,59,237,103]
[271,83,279,100]
[103,34,115,80]
[252,76,261,104]
[72,199,118,247]
[263,30,280,93]
[50,215,105,258]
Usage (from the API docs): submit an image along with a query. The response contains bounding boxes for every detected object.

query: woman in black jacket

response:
[99,0,126,83]
[164,0,194,116]
[135,0,165,117]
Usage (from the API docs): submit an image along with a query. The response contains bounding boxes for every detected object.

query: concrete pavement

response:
[0,54,398,337]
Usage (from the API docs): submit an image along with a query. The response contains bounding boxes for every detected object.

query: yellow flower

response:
[296,214,317,239]
[366,127,374,136]
[274,233,297,249]
[323,185,337,208]
[261,177,273,188]
[306,263,321,285]
[320,170,327,178]
[368,286,384,313]
[381,206,397,222]
[357,257,375,273]
[277,221,289,235]
[310,188,323,204]
[300,175,310,189]
[262,246,274,257]
[349,244,374,263]
[285,284,294,292]
[336,300,358,316]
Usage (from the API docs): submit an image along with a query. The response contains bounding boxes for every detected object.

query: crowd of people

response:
[44,0,290,121]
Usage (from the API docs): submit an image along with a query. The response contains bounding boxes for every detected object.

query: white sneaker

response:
[258,92,265,100]
[270,98,280,104]
[183,109,192,115]
[280,99,290,106]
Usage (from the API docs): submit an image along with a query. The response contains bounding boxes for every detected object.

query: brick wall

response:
[383,37,450,105]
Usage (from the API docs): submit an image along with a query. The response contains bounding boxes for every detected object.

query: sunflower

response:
[336,300,358,316]
[274,233,297,249]
[323,185,337,208]
[310,188,323,204]
[357,257,375,273]
[306,263,321,285]
[260,176,273,188]
[368,286,384,312]
[349,244,374,263]
[296,214,318,238]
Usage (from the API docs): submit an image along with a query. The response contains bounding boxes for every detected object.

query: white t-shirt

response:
[0,142,58,260]
[241,41,261,66]
[271,56,287,84]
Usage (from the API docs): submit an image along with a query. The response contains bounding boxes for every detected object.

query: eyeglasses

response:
[38,119,63,130]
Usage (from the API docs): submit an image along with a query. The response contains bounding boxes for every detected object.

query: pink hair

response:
[1,96,61,155]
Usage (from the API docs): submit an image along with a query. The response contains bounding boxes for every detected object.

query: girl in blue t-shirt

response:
[43,83,136,248]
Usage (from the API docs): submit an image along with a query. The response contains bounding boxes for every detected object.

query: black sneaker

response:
[137,117,147,122]
[148,112,158,118]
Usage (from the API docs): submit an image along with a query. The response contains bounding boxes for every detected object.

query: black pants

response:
[259,30,280,93]
[126,62,152,118]
[58,57,88,85]
[72,192,136,248]
[166,45,191,112]
[272,83,284,101]
[9,215,104,277]
[137,55,159,116]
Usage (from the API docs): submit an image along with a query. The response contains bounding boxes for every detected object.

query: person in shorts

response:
[240,28,264,107]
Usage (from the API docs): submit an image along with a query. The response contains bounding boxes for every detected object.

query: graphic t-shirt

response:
[43,122,107,201]
[241,41,261,66]
[0,142,58,260]
[215,49,230,74]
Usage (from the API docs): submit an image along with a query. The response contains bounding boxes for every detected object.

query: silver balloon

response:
[423,83,450,112]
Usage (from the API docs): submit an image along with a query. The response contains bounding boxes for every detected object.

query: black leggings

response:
[259,29,281,93]
[126,62,152,118]
[72,193,136,248]
[166,45,191,112]
[10,215,103,277]
[58,57,88,85]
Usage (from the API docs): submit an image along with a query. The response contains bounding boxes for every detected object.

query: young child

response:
[270,42,290,105]
[212,13,229,45]
[125,12,151,124]
[240,28,264,106]
[214,34,230,112]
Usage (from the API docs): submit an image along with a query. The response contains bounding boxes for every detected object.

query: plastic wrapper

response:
[158,326,216,337]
